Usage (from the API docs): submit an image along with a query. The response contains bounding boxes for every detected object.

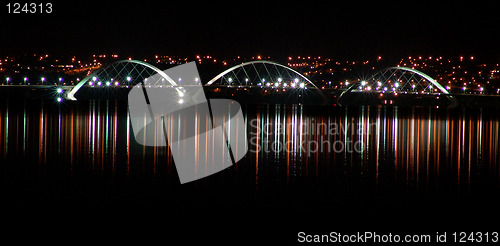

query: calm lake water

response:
[0,99,499,241]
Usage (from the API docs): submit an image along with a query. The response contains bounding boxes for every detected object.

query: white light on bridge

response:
[299,82,305,88]
[41,77,45,82]
[56,97,63,102]
[178,99,184,104]
[6,77,10,82]
[294,78,299,83]
[394,82,399,88]
[89,82,94,86]
[56,88,63,94]
[106,81,111,86]
[92,76,97,82]
[361,81,367,86]
[115,82,120,86]
[277,78,282,82]
[480,87,484,92]
[24,77,28,82]
[462,86,467,91]
[383,87,388,91]
[274,82,279,87]
[266,82,271,87]
[126,76,132,82]
[228,78,233,83]
[97,81,102,86]
[59,77,63,82]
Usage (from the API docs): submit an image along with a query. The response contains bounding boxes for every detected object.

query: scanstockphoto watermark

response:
[248,119,378,155]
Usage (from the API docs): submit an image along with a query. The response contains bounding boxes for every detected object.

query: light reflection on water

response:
[0,100,499,192]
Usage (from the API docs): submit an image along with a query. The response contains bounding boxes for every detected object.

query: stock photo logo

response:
[128,62,247,184]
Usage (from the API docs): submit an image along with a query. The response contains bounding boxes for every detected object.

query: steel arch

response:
[205,60,319,89]
[66,60,178,100]
[340,66,449,98]
[387,66,449,94]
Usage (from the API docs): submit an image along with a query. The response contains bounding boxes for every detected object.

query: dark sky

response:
[1,1,500,59]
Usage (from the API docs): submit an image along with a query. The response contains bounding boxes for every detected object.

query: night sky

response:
[1,1,500,59]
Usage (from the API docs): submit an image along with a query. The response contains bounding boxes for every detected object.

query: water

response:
[1,99,499,241]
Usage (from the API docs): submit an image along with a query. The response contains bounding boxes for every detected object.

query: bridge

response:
[60,60,458,106]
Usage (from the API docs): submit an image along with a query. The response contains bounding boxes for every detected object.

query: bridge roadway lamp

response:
[128,62,248,184]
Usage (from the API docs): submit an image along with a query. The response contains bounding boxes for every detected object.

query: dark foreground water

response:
[0,99,499,243]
